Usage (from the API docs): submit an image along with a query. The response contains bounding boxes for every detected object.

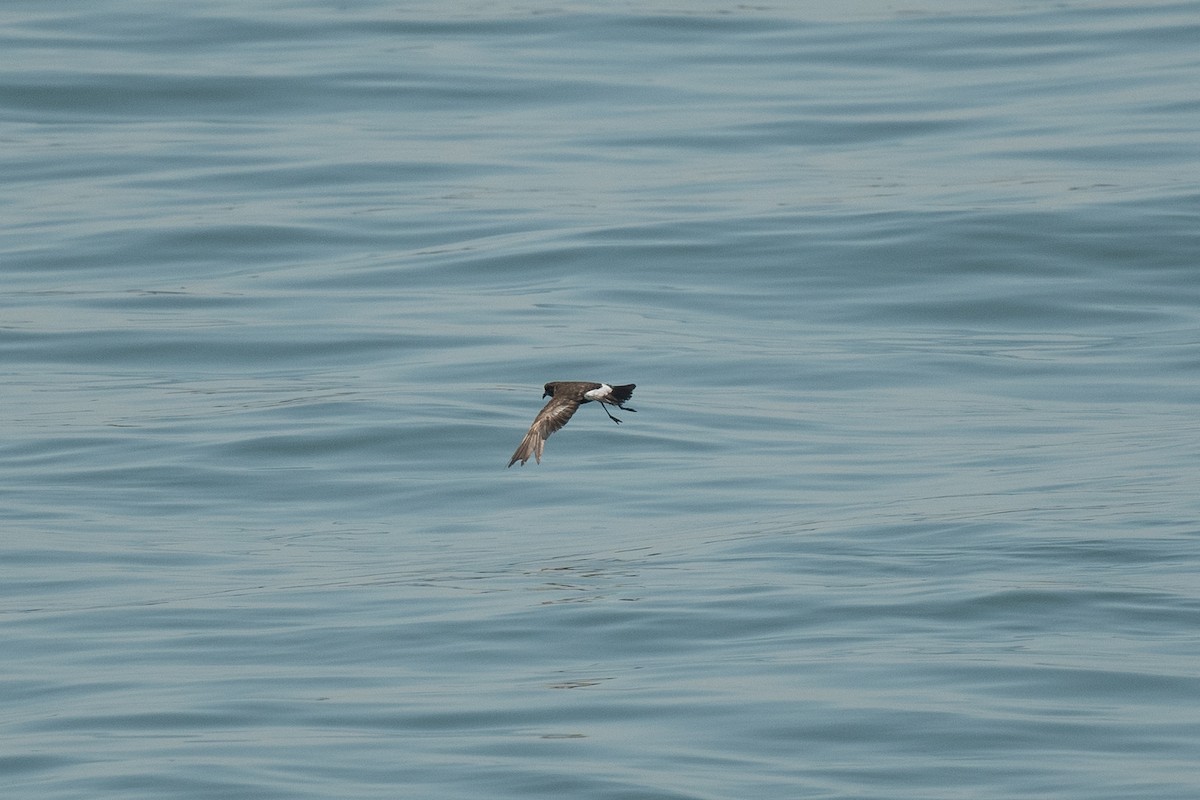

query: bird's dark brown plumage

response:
[508,381,636,467]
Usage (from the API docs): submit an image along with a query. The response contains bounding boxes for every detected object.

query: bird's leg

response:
[598,403,623,424]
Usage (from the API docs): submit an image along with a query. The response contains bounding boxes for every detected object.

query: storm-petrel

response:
[508,381,636,467]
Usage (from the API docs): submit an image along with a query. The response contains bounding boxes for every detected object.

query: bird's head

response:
[542,383,556,398]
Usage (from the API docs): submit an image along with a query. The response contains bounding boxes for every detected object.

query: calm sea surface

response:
[4,1,1199,798]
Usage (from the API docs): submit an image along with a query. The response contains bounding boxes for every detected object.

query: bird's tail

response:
[608,384,636,407]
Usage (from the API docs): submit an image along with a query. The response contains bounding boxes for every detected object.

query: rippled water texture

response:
[4,2,1200,798]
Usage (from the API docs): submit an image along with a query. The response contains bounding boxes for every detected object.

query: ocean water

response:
[3,1,1199,798]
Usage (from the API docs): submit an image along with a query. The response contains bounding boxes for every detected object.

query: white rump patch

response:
[583,384,612,400]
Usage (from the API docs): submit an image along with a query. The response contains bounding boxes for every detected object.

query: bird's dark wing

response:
[508,396,582,466]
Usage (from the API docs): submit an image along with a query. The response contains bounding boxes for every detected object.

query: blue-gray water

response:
[4,2,1199,798]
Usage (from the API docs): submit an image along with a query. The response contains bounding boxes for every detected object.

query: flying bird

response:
[508,381,636,467]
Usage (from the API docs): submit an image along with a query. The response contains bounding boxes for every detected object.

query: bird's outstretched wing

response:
[508,396,581,466]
